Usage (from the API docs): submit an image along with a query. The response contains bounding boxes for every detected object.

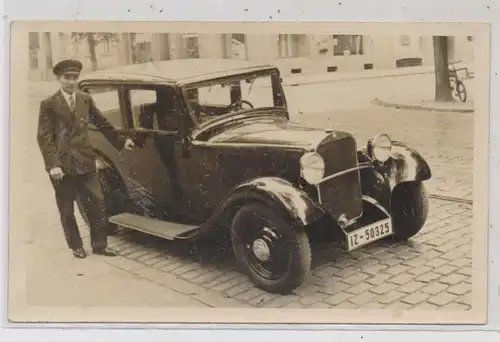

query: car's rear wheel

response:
[390,181,429,240]
[76,162,126,235]
[230,203,312,294]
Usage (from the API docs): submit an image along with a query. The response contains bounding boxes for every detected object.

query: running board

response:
[109,213,199,240]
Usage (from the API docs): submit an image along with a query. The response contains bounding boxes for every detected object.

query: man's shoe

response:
[73,248,87,259]
[93,247,118,257]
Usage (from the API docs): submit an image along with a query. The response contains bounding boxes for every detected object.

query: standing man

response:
[37,59,136,259]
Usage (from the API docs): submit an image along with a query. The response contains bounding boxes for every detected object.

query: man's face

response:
[58,73,79,94]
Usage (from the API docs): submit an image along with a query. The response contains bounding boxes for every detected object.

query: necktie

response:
[69,95,76,112]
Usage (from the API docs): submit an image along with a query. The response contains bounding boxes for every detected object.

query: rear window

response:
[84,86,123,129]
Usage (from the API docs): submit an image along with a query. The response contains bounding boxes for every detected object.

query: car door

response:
[120,85,182,220]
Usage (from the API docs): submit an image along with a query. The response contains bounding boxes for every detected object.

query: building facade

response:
[28,32,475,81]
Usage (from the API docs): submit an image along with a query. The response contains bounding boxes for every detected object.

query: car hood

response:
[205,116,351,149]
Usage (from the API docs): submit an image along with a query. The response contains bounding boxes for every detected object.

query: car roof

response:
[78,58,278,86]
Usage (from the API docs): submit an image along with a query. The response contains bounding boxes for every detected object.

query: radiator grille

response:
[316,136,363,220]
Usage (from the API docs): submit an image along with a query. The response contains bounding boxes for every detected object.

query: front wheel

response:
[390,181,429,241]
[231,203,312,294]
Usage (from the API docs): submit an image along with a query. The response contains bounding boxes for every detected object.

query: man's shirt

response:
[60,89,76,109]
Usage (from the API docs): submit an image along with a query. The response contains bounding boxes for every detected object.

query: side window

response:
[129,89,159,130]
[129,87,180,133]
[85,86,123,129]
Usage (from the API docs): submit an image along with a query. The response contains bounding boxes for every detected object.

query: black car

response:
[76,58,431,294]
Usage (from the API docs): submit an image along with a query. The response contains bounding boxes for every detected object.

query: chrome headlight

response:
[300,152,325,185]
[367,133,392,162]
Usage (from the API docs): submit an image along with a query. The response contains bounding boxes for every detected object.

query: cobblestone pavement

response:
[71,105,473,310]
[91,196,472,310]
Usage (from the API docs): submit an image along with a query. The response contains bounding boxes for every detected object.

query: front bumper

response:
[341,195,393,251]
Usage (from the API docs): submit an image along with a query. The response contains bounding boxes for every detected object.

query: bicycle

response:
[448,60,475,103]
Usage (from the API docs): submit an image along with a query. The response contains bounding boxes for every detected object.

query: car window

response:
[84,86,123,129]
[187,74,278,124]
[198,85,231,106]
[240,75,274,106]
[197,76,274,107]
[129,89,159,130]
[128,87,180,133]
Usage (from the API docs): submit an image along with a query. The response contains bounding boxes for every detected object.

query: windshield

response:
[182,72,286,125]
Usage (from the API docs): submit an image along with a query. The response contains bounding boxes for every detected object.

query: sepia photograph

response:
[8,21,490,324]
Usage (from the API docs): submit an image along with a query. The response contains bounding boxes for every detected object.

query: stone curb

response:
[371,98,474,114]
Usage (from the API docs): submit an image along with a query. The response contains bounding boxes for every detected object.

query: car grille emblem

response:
[325,129,336,138]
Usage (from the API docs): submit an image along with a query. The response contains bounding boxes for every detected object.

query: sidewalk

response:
[372,97,474,113]
[281,65,435,87]
[10,195,247,314]
[16,224,212,311]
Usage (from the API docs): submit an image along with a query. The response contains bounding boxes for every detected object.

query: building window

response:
[277,34,306,58]
[29,32,39,49]
[230,33,247,59]
[134,41,153,63]
[59,33,69,56]
[103,40,110,53]
[181,34,200,59]
[399,35,411,46]
[333,35,364,56]
[29,32,40,70]
[29,49,39,70]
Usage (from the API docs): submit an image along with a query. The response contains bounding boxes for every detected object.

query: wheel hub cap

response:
[252,238,271,261]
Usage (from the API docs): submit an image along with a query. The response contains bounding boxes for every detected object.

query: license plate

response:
[346,219,393,251]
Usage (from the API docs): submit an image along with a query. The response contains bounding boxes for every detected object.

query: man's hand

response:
[124,138,136,150]
[49,167,65,181]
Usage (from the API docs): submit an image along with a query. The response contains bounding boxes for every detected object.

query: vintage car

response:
[75,59,431,294]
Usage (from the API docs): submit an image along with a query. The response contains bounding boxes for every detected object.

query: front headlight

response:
[300,152,325,185]
[368,133,393,162]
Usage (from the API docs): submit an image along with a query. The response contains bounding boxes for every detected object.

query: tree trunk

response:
[86,34,98,71]
[433,36,454,102]
[130,33,137,64]
[44,32,53,72]
[87,33,97,71]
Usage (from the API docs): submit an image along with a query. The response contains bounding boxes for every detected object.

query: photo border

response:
[7,20,490,325]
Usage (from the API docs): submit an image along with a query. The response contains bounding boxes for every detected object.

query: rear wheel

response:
[390,181,429,241]
[452,80,467,103]
[230,203,312,294]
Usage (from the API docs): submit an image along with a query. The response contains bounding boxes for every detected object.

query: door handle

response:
[179,137,191,157]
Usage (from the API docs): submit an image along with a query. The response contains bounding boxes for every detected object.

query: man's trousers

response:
[50,172,109,251]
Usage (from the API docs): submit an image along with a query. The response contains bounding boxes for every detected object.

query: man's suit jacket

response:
[37,89,126,175]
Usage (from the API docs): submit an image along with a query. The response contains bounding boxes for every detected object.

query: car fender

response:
[201,177,326,234]
[386,141,432,190]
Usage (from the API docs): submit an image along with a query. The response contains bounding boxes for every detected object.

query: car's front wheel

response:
[390,181,429,241]
[230,203,312,294]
